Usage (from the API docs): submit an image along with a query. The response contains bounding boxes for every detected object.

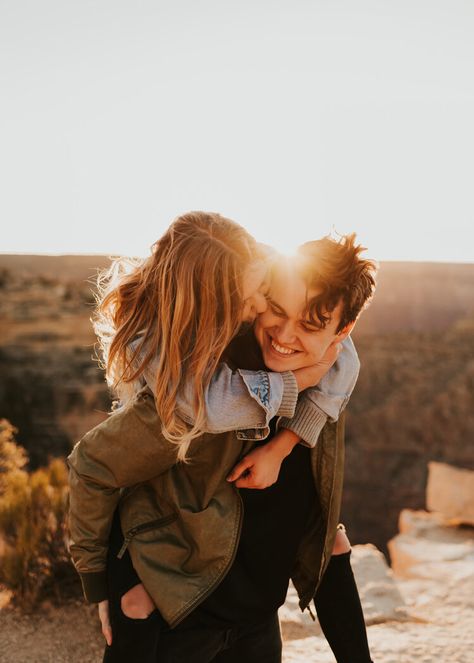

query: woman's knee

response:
[120,583,156,619]
[331,526,351,555]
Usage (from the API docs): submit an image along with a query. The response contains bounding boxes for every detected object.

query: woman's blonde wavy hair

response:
[92,211,259,462]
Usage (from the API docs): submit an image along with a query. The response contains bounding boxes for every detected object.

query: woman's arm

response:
[129,336,332,437]
[169,334,359,449]
[129,336,358,443]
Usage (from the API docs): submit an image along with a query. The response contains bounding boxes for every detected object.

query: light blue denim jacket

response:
[129,335,360,448]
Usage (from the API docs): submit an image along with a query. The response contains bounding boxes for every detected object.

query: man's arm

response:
[226,428,301,488]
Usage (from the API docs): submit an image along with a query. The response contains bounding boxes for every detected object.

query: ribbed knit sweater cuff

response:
[278,399,327,448]
[277,371,298,418]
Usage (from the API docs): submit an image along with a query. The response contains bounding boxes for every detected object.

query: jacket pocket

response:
[236,426,270,441]
[117,512,179,559]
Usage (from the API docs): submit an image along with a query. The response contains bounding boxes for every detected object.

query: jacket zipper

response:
[117,513,178,560]
[170,486,244,628]
[306,604,316,621]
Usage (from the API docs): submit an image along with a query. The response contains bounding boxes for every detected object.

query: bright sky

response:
[1,0,473,261]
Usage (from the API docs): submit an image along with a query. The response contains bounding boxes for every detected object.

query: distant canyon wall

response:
[0,256,473,552]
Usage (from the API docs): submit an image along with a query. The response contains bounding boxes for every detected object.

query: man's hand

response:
[226,429,300,489]
[293,340,341,392]
[98,599,112,646]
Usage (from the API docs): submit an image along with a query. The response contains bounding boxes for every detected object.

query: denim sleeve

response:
[278,336,360,448]
[129,337,298,439]
[172,364,298,437]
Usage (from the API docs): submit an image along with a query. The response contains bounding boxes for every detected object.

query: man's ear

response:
[336,320,356,342]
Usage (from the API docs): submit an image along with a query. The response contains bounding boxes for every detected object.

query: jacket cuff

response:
[79,570,109,604]
[277,371,298,418]
[278,399,328,448]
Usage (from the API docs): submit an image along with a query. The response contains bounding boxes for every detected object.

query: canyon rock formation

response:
[1,255,473,552]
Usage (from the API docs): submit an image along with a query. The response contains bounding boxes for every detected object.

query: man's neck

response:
[224,325,266,371]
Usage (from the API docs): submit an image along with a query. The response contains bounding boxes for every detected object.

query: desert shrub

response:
[0,419,27,492]
[0,420,77,608]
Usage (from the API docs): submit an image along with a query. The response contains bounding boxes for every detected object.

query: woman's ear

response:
[336,320,356,341]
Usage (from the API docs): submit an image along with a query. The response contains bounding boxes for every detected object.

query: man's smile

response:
[253,266,352,372]
[265,332,300,358]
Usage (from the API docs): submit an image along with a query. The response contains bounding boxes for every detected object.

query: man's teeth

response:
[271,339,295,355]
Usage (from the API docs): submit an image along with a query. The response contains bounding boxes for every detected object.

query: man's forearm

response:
[266,428,301,457]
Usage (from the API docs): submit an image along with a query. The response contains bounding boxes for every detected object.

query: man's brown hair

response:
[295,233,377,333]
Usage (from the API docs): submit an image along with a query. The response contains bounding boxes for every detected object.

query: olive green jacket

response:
[67,385,345,628]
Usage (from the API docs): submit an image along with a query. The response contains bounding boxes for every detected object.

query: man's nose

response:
[274,319,296,345]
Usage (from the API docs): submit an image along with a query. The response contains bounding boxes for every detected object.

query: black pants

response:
[102,508,282,663]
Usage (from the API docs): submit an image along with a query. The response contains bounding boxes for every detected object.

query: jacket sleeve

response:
[278,336,360,448]
[66,388,178,604]
[130,337,298,435]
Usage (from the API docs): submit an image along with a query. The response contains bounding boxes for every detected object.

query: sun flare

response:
[264,236,301,258]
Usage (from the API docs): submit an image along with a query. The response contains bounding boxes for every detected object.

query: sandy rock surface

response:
[281,534,474,663]
[348,544,408,624]
[388,508,474,578]
[1,531,473,663]
[426,461,474,525]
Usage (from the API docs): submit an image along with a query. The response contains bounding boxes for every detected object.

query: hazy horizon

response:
[2,251,474,266]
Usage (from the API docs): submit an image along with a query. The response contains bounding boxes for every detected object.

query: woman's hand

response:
[293,340,341,392]
[98,599,112,646]
[226,429,300,489]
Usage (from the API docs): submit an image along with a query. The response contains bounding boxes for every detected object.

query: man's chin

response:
[261,350,301,372]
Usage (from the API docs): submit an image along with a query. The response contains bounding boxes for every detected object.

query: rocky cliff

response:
[280,462,474,662]
[0,255,473,552]
[0,260,110,467]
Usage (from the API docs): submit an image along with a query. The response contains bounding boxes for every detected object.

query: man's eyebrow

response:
[302,306,328,329]
[302,317,324,330]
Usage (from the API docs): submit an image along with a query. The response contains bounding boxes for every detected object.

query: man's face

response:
[254,263,346,371]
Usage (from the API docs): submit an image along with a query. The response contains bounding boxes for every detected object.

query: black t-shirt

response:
[189,420,318,627]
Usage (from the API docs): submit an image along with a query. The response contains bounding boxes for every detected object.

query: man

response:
[68,233,377,663]
[205,235,376,663]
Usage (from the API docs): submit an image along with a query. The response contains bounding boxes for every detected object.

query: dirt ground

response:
[1,579,473,663]
[0,598,104,663]
[1,537,473,663]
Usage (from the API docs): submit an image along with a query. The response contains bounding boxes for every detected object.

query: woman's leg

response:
[102,508,165,663]
[313,525,374,663]
[120,582,157,619]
